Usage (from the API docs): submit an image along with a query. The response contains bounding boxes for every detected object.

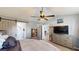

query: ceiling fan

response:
[31,7,55,21]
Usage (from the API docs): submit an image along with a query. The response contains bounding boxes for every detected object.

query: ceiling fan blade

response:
[31,16,40,18]
[46,15,55,17]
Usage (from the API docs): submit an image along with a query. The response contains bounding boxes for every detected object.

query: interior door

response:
[17,22,26,40]
[42,25,49,41]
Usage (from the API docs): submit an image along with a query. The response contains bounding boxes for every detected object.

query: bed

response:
[19,39,60,51]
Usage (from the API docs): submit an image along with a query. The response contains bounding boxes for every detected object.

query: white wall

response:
[26,22,42,39]
[47,14,79,36]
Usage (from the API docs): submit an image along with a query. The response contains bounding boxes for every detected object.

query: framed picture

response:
[57,19,63,23]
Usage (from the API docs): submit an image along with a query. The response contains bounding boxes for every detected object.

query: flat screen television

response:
[53,26,68,34]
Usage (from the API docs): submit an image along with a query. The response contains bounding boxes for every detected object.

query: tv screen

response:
[53,26,68,34]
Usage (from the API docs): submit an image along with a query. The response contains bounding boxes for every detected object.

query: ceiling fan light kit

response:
[40,18,46,21]
[39,19,47,23]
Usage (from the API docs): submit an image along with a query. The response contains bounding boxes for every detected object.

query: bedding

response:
[0,34,9,49]
[0,36,5,49]
[19,39,60,51]
[2,35,9,40]
[0,35,5,49]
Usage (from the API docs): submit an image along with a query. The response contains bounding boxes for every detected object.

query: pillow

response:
[2,36,17,49]
[0,36,5,49]
[0,32,2,36]
[2,35,9,40]
[0,35,8,49]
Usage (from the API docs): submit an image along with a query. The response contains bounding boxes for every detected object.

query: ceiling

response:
[0,7,79,22]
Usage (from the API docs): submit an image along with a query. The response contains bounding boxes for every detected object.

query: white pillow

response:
[0,35,9,49]
[2,35,9,40]
[0,36,5,49]
[0,32,2,36]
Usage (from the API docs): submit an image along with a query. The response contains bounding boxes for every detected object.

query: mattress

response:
[19,39,60,51]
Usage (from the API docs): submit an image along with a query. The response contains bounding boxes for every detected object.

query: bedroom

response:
[0,7,79,51]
